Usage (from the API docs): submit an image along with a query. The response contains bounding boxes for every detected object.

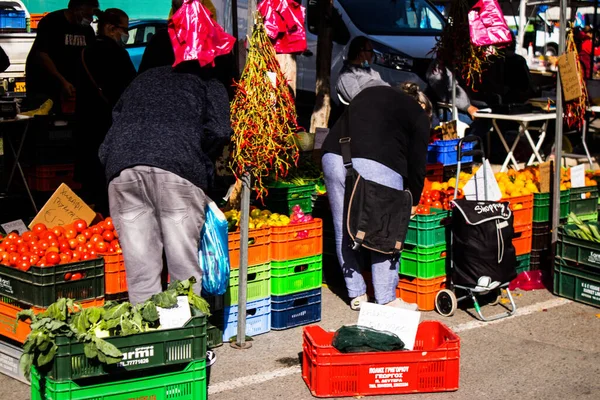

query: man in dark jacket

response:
[99,61,232,305]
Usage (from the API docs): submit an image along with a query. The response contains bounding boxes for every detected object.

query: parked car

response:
[125,19,167,71]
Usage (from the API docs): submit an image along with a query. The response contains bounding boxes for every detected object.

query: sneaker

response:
[350,294,368,311]
[206,350,217,367]
[385,298,418,311]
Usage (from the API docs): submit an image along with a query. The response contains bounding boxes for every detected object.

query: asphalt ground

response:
[3,283,599,400]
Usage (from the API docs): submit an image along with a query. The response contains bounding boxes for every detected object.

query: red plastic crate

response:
[0,297,104,344]
[26,164,81,192]
[513,224,533,256]
[396,275,446,311]
[270,219,323,261]
[228,227,270,269]
[502,194,533,228]
[302,321,460,398]
[101,252,127,295]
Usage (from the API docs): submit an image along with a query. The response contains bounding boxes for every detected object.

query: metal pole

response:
[232,172,252,349]
[517,0,528,55]
[451,74,458,121]
[552,0,567,245]
[247,0,257,37]
[232,0,240,77]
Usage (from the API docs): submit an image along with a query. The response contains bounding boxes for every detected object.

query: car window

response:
[144,26,157,43]
[338,0,443,35]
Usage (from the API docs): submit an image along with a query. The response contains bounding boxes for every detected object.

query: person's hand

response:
[61,80,76,98]
[467,105,479,119]
[410,206,417,219]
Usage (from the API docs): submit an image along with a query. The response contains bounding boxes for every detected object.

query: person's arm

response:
[0,46,9,73]
[406,112,431,206]
[202,79,233,163]
[102,48,137,105]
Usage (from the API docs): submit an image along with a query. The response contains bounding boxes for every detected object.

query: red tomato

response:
[71,251,81,261]
[49,240,59,249]
[0,251,9,264]
[91,225,103,235]
[110,240,120,249]
[82,229,93,240]
[59,253,72,264]
[21,232,37,243]
[76,245,86,253]
[38,257,47,267]
[15,237,24,246]
[59,240,70,253]
[19,254,30,263]
[432,201,442,209]
[42,232,57,243]
[88,250,97,258]
[107,246,115,253]
[68,239,78,249]
[17,260,31,271]
[7,232,19,241]
[113,230,119,239]
[103,218,114,231]
[102,230,114,242]
[32,223,47,234]
[71,272,84,280]
[425,198,433,206]
[46,251,60,266]
[37,240,49,250]
[82,254,90,260]
[76,234,87,244]
[90,234,103,245]
[95,241,108,253]
[0,243,6,252]
[52,226,65,238]
[64,272,72,281]
[85,242,94,251]
[64,227,77,240]
[18,245,29,254]
[37,249,46,257]
[74,220,88,233]
[431,191,441,201]
[6,244,17,253]
[46,246,59,254]
[29,254,40,265]
[9,252,20,266]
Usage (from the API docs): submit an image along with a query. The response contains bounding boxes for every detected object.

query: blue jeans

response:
[322,153,403,304]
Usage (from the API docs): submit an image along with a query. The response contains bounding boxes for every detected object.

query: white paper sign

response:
[267,71,277,88]
[156,296,192,330]
[463,160,502,201]
[570,164,586,188]
[357,302,421,350]
[1,219,29,235]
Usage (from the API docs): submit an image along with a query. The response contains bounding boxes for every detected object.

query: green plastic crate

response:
[31,360,207,400]
[557,226,600,270]
[568,212,599,223]
[406,209,450,248]
[265,196,313,215]
[43,312,207,382]
[516,254,531,274]
[554,257,600,308]
[400,244,447,279]
[207,323,223,349]
[264,183,315,214]
[569,186,599,217]
[225,263,270,305]
[271,255,323,296]
[0,258,105,307]
[533,191,570,222]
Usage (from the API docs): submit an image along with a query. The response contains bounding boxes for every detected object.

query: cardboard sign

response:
[156,296,192,330]
[463,160,502,201]
[571,164,586,188]
[1,219,28,235]
[558,52,583,102]
[539,161,552,193]
[28,183,96,229]
[441,120,458,140]
[357,302,421,350]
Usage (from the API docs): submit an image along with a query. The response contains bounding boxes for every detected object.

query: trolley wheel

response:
[435,289,458,317]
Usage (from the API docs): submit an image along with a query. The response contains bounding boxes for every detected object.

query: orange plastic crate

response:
[302,321,460,398]
[30,13,48,29]
[270,219,323,261]
[502,194,533,228]
[513,224,532,256]
[0,297,104,344]
[228,227,270,269]
[101,252,127,295]
[396,275,446,311]
[424,163,443,190]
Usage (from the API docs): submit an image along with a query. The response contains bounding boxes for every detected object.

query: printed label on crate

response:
[0,352,18,374]
[0,277,14,294]
[357,303,420,350]
[368,366,412,389]
[156,296,191,330]
[0,313,17,332]
[1,219,28,235]
[581,281,600,303]
[117,345,155,367]
[588,252,600,265]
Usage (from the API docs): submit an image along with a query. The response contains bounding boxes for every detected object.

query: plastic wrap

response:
[169,0,236,67]
[332,325,405,353]
[257,0,307,54]
[468,0,511,47]
[199,202,230,295]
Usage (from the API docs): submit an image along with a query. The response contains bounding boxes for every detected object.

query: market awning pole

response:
[451,74,458,121]
[517,0,528,55]
[552,0,567,244]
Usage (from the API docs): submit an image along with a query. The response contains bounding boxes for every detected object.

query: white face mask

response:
[120,33,130,45]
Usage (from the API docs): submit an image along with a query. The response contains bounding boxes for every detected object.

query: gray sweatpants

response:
[108,166,207,305]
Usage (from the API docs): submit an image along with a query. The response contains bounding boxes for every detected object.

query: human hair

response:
[68,0,99,9]
[399,82,432,119]
[172,0,185,13]
[347,36,370,62]
[96,8,128,33]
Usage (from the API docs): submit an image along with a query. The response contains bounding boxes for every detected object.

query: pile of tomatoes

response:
[416,188,464,214]
[0,218,121,271]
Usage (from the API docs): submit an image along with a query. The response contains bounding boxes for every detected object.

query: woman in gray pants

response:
[320,83,432,311]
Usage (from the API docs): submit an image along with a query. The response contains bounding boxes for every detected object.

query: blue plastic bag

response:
[198,202,230,295]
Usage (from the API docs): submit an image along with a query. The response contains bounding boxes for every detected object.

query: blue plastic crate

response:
[271,288,322,330]
[427,139,475,165]
[0,10,26,29]
[222,297,271,341]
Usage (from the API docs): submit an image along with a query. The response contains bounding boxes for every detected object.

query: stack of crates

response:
[568,186,599,222]
[270,219,323,330]
[264,182,315,214]
[427,139,475,166]
[397,209,449,311]
[503,194,534,258]
[30,311,208,399]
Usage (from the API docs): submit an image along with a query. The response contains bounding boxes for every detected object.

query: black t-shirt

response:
[25,10,95,102]
[322,86,431,205]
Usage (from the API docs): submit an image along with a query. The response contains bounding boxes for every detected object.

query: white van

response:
[229,0,444,100]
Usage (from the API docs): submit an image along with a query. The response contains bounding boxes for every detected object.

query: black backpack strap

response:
[339,137,352,169]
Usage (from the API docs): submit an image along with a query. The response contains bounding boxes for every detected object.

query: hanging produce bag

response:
[169,0,236,67]
[257,0,307,54]
[199,202,230,295]
[468,0,511,47]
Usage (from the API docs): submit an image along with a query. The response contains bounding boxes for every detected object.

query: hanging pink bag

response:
[468,0,512,47]
[258,0,307,54]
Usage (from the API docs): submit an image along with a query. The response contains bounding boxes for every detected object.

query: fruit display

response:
[0,218,120,271]
[224,205,314,232]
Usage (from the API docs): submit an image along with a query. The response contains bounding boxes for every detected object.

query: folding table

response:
[472,111,557,172]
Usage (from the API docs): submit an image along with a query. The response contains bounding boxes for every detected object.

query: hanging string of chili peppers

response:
[563,29,588,130]
[229,16,300,201]
[432,0,492,89]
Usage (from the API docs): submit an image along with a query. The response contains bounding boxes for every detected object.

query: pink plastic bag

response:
[509,270,546,291]
[258,0,307,54]
[468,0,512,47]
[169,0,236,67]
